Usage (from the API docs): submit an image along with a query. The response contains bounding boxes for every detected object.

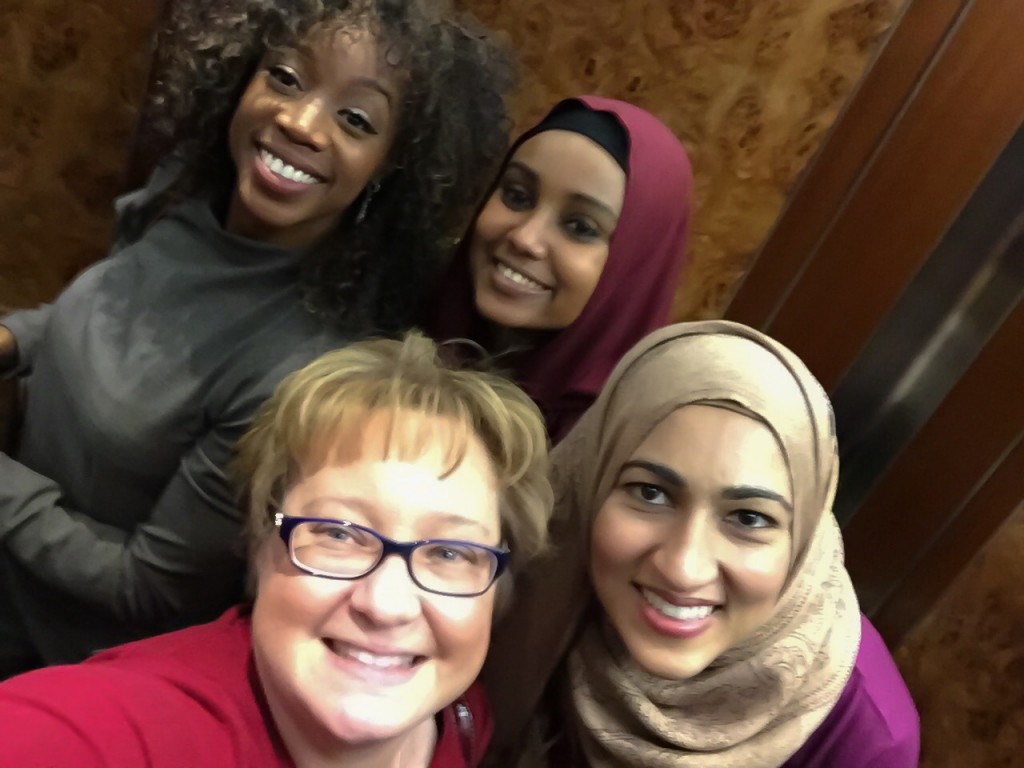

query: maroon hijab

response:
[430,96,693,441]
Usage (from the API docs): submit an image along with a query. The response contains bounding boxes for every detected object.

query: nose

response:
[506,211,549,260]
[275,96,330,151]
[348,554,422,627]
[653,513,718,590]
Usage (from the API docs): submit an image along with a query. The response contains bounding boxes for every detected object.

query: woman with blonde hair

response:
[0,333,552,767]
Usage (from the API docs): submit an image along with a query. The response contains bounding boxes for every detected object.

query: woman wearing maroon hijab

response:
[430,96,693,441]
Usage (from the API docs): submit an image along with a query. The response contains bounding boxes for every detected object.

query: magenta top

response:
[785,615,920,767]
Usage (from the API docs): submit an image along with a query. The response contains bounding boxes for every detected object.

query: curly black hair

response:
[136,0,516,332]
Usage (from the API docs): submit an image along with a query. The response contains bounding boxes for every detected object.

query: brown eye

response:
[563,216,600,241]
[339,108,378,136]
[624,482,670,507]
[499,182,533,211]
[268,65,301,89]
[729,510,777,529]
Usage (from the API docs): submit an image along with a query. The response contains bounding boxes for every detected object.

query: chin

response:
[474,295,520,328]
[318,702,425,746]
[636,654,711,681]
[624,638,716,681]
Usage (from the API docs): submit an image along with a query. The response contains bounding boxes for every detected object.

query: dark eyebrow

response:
[722,486,793,514]
[505,160,538,183]
[619,460,685,490]
[284,44,394,105]
[568,192,620,220]
[622,461,793,514]
[346,76,394,105]
[506,161,621,220]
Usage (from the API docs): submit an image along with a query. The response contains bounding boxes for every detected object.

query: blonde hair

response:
[235,332,553,580]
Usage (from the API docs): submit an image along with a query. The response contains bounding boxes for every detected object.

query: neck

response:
[224,190,338,250]
[482,321,552,373]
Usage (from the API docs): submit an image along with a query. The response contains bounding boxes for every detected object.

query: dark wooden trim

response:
[843,299,1024,644]
[872,440,1023,645]
[726,0,969,328]
[762,0,1024,390]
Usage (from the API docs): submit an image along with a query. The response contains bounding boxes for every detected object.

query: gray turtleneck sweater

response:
[0,186,348,665]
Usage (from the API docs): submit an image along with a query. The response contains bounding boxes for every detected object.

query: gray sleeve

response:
[0,418,248,633]
[1,305,54,377]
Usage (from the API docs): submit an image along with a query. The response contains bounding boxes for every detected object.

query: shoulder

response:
[209,323,352,420]
[0,609,275,768]
[788,616,920,767]
[95,606,253,674]
[431,680,494,768]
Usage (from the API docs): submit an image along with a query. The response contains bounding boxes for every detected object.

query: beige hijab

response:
[481,320,860,768]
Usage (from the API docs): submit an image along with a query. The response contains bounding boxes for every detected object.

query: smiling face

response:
[590,404,794,680]
[251,410,501,757]
[469,129,627,330]
[227,24,401,249]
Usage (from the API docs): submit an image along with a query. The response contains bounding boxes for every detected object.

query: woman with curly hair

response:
[0,0,515,676]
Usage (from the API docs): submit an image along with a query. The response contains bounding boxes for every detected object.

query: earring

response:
[355,180,380,224]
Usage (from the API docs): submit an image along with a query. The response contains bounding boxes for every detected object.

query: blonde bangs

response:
[235,333,553,574]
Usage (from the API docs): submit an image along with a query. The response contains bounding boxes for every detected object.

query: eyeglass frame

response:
[274,513,510,598]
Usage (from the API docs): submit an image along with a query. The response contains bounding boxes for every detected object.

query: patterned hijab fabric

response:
[482,320,861,767]
[430,96,693,442]
[565,320,861,766]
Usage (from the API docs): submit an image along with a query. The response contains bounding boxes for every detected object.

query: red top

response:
[0,608,492,767]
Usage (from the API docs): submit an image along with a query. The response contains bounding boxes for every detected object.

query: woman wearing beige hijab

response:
[482,320,919,767]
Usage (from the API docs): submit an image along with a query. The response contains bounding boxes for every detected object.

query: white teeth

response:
[330,641,415,669]
[259,149,319,185]
[498,263,545,290]
[642,589,715,621]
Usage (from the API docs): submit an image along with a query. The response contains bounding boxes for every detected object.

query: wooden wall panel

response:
[1,1,904,320]
[894,505,1024,768]
[726,0,966,327]
[0,0,160,311]
[843,299,1024,630]
[725,0,1024,391]
[457,0,909,320]
[875,438,1024,644]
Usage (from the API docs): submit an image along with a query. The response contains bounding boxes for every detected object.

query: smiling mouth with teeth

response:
[641,588,717,621]
[325,639,424,670]
[496,261,548,291]
[259,148,322,186]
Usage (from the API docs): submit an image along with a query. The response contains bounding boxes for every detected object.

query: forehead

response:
[292,410,501,528]
[511,130,627,210]
[633,405,792,499]
[307,409,490,478]
[286,22,401,87]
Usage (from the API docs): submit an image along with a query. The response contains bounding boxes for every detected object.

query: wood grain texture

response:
[896,505,1024,768]
[0,1,903,319]
[762,0,1024,390]
[456,0,908,320]
[727,0,966,328]
[0,0,159,310]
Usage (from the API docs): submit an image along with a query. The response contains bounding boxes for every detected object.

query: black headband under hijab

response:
[515,99,631,174]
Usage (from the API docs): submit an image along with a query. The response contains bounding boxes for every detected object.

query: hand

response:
[0,325,18,373]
